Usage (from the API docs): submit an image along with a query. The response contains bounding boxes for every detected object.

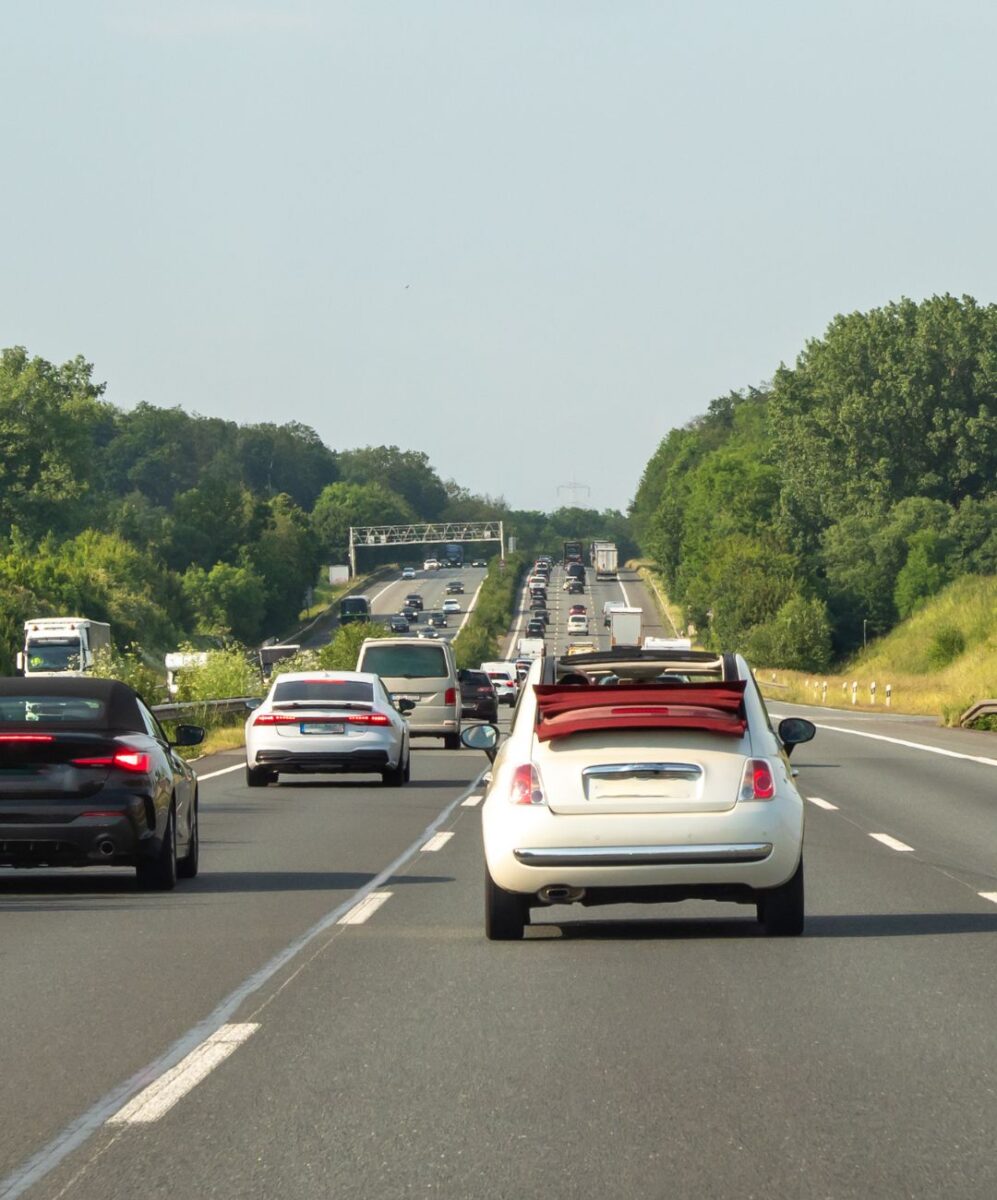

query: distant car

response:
[525,620,546,638]
[462,647,814,940]
[567,614,589,636]
[567,580,584,595]
[0,677,203,888]
[446,581,465,594]
[405,594,424,610]
[423,558,441,570]
[401,567,416,580]
[442,598,461,614]
[418,629,441,639]
[427,612,448,628]
[401,605,420,623]
[471,560,487,568]
[246,671,411,787]
[459,669,498,721]
[569,604,587,615]
[480,662,519,707]
[530,609,550,625]
[389,615,410,633]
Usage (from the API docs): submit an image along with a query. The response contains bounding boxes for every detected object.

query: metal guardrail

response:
[152,697,257,722]
[959,700,997,728]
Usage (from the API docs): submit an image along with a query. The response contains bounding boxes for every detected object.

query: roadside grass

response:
[297,568,382,623]
[759,575,997,727]
[630,560,686,639]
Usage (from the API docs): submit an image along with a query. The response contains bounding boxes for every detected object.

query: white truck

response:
[18,617,112,676]
[516,637,546,661]
[165,651,210,697]
[593,541,618,579]
[609,606,643,648]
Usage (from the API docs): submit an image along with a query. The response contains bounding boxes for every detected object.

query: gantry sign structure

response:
[348,521,505,576]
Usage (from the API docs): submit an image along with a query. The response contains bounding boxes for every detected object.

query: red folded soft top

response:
[533,682,748,741]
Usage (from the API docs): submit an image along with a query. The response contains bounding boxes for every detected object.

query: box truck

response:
[609,607,643,648]
[18,617,112,676]
[593,542,618,579]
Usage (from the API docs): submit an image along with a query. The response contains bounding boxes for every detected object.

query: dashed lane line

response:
[810,724,997,768]
[978,892,997,905]
[421,831,454,852]
[196,763,243,782]
[807,796,839,810]
[461,795,483,807]
[338,891,393,925]
[869,832,915,853]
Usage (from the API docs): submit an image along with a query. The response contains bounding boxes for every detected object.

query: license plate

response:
[300,722,344,734]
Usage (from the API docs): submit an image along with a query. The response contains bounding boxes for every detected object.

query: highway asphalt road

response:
[2,566,996,1199]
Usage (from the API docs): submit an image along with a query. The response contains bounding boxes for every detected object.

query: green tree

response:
[894,530,954,618]
[311,481,415,559]
[181,561,267,643]
[337,446,448,518]
[745,594,833,672]
[316,620,392,670]
[248,494,322,634]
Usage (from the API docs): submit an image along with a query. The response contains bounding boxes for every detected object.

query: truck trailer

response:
[609,607,643,648]
[18,618,112,676]
[593,542,618,579]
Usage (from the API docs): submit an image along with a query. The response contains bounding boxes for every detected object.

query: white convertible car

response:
[462,648,815,940]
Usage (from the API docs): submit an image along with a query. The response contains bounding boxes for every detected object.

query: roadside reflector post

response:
[822,681,828,700]
[851,681,858,705]
[886,683,892,707]
[870,680,877,704]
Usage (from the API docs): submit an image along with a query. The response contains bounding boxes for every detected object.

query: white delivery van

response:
[356,637,461,748]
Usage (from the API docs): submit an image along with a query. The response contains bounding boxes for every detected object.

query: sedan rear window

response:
[362,644,449,679]
[273,680,374,704]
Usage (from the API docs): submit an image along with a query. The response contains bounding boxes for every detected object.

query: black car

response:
[446,581,465,594]
[458,670,498,721]
[0,677,203,889]
[471,560,487,568]
[525,620,546,638]
[401,605,420,623]
[405,593,424,610]
[567,580,585,594]
[427,612,448,628]
[530,609,550,625]
[389,614,410,633]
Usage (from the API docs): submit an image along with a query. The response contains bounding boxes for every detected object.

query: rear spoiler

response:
[533,682,748,742]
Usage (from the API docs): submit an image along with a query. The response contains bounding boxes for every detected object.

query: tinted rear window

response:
[463,671,489,686]
[273,680,373,703]
[0,696,108,725]
[362,644,449,679]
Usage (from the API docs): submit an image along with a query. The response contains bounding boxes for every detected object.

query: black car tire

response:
[403,750,411,783]
[137,806,178,892]
[485,868,529,940]
[177,796,199,879]
[444,733,461,750]
[246,764,275,788]
[757,859,804,936]
[382,753,407,787]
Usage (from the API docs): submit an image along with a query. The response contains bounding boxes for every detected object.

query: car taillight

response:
[739,758,775,801]
[444,687,456,705]
[72,749,151,773]
[345,713,390,726]
[0,734,54,743]
[253,712,390,726]
[509,763,546,806]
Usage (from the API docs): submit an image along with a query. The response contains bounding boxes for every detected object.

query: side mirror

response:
[461,722,499,762]
[245,698,262,711]
[171,724,205,748]
[397,698,416,714]
[778,717,816,757]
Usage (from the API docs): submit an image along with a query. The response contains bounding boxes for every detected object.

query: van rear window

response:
[362,644,449,679]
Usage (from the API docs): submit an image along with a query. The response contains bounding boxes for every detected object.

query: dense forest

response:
[631,294,997,669]
[0,346,634,672]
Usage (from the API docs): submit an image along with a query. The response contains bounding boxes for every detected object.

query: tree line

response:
[630,294,997,669]
[0,346,635,672]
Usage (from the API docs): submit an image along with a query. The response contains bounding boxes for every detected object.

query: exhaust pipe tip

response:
[537,884,585,905]
[97,839,115,857]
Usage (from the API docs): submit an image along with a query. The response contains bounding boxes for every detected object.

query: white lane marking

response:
[338,891,393,925]
[0,775,482,1200]
[421,831,454,852]
[369,580,396,608]
[196,763,244,782]
[807,796,839,810]
[454,579,486,636]
[619,578,631,607]
[869,832,915,853]
[813,724,997,768]
[108,1025,259,1125]
[978,892,997,905]
[461,794,483,807]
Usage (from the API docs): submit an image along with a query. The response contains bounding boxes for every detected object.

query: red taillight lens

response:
[739,758,775,801]
[509,763,546,806]
[73,749,151,773]
[444,687,456,705]
[0,734,54,743]
[253,712,389,727]
[346,713,390,726]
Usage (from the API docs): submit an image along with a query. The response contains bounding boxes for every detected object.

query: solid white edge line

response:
[337,891,393,925]
[461,795,482,807]
[813,723,997,768]
[807,796,839,811]
[0,775,481,1200]
[978,892,997,905]
[108,1025,259,1125]
[421,831,454,852]
[869,832,915,853]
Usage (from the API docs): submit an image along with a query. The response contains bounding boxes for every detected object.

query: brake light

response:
[346,713,390,726]
[253,712,390,726]
[509,763,546,806]
[739,758,775,801]
[0,734,54,743]
[444,687,456,705]
[72,749,151,773]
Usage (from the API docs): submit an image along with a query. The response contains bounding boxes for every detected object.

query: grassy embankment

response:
[633,566,997,729]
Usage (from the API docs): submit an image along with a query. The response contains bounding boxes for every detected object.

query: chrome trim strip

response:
[582,762,702,781]
[513,843,773,866]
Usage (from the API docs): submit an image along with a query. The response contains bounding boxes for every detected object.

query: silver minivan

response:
[356,638,461,749]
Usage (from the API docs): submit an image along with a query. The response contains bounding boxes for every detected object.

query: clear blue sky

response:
[3,1,995,512]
